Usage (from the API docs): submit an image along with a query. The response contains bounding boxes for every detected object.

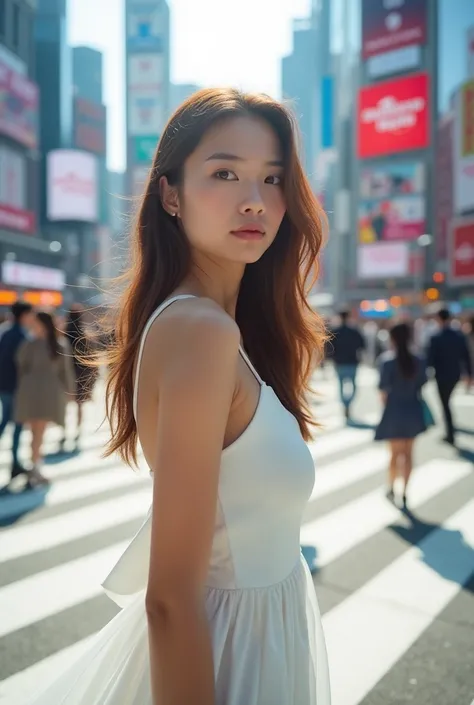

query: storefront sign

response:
[1,262,65,291]
[0,204,35,234]
[358,73,430,158]
[0,59,38,149]
[358,241,410,279]
[47,149,98,223]
[358,161,426,243]
[449,217,474,284]
[73,97,107,156]
[362,0,427,59]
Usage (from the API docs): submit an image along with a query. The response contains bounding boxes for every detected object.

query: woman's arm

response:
[143,308,240,705]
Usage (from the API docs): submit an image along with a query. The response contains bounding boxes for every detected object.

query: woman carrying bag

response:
[375,322,430,508]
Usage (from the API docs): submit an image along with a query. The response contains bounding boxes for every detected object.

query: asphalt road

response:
[0,366,473,705]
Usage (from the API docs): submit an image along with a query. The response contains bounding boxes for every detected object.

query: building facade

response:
[0,0,65,313]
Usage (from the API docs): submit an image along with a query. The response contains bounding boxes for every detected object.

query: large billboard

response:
[0,59,38,149]
[453,79,474,215]
[47,150,98,223]
[449,217,474,285]
[73,97,107,156]
[358,161,426,243]
[128,53,165,136]
[362,0,427,59]
[358,73,430,158]
[358,242,410,279]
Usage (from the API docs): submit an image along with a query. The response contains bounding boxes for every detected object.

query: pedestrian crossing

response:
[0,372,473,705]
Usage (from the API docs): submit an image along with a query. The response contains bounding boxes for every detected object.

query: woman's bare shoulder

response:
[144,296,240,364]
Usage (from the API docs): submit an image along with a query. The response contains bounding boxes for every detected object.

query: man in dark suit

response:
[427,308,472,445]
[327,309,366,421]
[0,301,34,480]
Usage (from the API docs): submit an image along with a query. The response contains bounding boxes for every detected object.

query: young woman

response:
[27,88,330,705]
[14,311,76,487]
[61,305,98,448]
[375,322,428,508]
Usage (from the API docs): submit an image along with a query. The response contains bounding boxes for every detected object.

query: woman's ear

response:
[159,176,180,217]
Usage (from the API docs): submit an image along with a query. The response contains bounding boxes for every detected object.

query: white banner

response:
[47,149,98,222]
[358,242,409,279]
[128,54,164,135]
[2,261,65,290]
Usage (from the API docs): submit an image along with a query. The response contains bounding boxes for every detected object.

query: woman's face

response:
[166,115,286,265]
[30,316,46,338]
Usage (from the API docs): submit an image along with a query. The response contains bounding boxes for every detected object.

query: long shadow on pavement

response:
[389,507,474,594]
[0,482,49,526]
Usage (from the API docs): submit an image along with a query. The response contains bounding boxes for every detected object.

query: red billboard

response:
[358,73,430,158]
[449,218,474,284]
[362,0,427,59]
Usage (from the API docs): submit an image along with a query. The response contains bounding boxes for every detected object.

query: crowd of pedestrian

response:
[327,306,473,507]
[0,301,99,489]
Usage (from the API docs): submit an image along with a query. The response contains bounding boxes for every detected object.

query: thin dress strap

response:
[239,346,264,386]
[133,295,197,420]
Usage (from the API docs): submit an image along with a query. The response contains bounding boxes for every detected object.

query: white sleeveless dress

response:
[27,295,331,705]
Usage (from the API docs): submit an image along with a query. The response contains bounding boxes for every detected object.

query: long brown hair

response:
[37,311,61,359]
[105,88,327,465]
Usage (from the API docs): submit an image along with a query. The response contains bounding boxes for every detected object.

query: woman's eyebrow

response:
[205,152,284,167]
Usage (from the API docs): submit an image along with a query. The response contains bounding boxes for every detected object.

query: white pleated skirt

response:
[25,557,330,705]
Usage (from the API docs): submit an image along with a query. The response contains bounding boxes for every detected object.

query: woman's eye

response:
[265,175,282,185]
[214,169,237,181]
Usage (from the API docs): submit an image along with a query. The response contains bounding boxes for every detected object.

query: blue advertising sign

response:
[321,76,334,149]
[127,1,163,53]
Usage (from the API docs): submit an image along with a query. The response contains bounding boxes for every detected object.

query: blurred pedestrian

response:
[0,301,35,482]
[327,308,365,420]
[14,311,76,487]
[427,308,472,446]
[61,305,98,449]
[375,323,428,508]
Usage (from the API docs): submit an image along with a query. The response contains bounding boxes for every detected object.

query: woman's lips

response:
[231,229,265,241]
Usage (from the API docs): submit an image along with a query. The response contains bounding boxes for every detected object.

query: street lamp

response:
[413,234,433,311]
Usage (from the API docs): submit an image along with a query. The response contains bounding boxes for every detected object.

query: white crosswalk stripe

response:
[1,374,473,705]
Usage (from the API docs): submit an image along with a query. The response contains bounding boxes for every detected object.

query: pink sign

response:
[0,204,35,234]
[0,60,38,149]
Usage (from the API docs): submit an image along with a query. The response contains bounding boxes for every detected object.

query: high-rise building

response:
[125,0,171,198]
[72,46,108,286]
[36,0,101,306]
[0,0,65,313]
[281,18,318,181]
[73,46,102,105]
[333,0,474,314]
